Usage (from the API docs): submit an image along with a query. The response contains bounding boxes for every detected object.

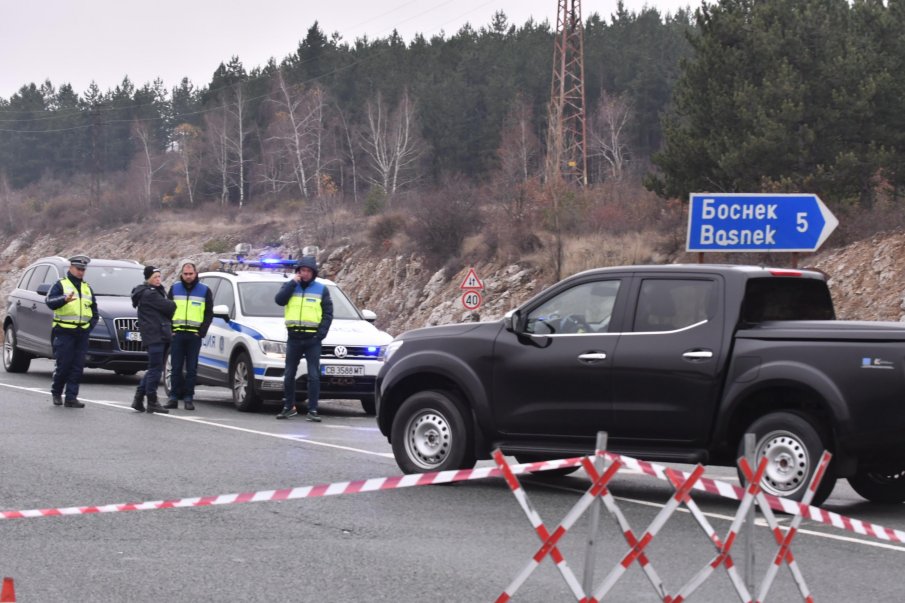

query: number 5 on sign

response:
[462,290,482,311]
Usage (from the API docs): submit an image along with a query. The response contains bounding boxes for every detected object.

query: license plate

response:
[125,331,142,342]
[321,364,364,377]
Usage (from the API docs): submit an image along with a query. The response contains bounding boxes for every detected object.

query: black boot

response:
[131,387,146,412]
[146,392,169,414]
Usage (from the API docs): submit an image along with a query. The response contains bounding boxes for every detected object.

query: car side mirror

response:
[36,283,52,296]
[212,304,231,320]
[361,309,377,323]
[504,309,521,333]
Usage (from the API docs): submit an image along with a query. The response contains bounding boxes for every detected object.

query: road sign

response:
[460,267,484,290]
[686,193,838,252]
[462,290,483,311]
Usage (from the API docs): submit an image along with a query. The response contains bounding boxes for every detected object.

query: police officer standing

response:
[274,255,333,421]
[166,259,213,410]
[45,255,97,408]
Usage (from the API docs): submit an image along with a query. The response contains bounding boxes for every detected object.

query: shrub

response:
[203,238,231,253]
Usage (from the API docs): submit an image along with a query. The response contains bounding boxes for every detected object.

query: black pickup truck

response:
[376,264,905,505]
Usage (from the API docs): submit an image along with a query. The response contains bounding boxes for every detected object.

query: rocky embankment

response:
[1,217,903,337]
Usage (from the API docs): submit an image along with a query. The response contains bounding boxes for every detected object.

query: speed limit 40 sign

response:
[461,290,482,311]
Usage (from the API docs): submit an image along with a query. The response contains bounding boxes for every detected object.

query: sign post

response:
[686,193,838,253]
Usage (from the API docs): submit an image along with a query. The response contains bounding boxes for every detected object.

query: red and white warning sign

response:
[462,290,483,311]
[459,267,484,290]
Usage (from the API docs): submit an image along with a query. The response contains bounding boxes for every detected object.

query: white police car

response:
[171,259,392,414]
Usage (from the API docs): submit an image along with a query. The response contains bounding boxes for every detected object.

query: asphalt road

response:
[2,359,904,602]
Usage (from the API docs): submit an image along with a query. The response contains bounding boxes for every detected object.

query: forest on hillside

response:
[1,0,904,270]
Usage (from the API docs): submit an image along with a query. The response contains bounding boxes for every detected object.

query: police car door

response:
[197,276,231,384]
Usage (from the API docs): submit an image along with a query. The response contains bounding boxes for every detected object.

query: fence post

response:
[583,431,608,595]
[744,433,756,596]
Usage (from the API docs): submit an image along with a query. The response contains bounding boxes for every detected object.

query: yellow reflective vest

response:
[171,281,208,333]
[284,280,324,333]
[53,278,94,329]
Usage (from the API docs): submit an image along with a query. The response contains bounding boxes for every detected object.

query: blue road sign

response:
[686,193,838,252]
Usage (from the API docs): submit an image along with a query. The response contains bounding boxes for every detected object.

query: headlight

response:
[380,339,404,362]
[259,339,287,358]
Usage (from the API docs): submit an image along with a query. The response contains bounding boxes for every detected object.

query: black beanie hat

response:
[143,265,160,280]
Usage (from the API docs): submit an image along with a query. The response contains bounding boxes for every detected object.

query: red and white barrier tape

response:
[0,456,585,520]
[2,450,904,547]
[598,450,905,545]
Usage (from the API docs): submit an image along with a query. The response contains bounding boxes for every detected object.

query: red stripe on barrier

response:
[271,488,293,501]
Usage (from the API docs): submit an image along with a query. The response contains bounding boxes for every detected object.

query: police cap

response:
[68,255,90,269]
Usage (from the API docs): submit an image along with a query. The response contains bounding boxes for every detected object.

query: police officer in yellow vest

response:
[165,259,213,410]
[44,255,98,408]
[274,255,333,421]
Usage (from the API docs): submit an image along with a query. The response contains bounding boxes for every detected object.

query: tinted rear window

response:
[741,277,835,323]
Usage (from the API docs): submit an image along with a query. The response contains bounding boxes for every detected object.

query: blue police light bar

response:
[218,257,298,271]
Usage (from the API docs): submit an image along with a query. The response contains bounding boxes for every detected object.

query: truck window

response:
[633,279,716,332]
[740,278,835,323]
[526,280,620,335]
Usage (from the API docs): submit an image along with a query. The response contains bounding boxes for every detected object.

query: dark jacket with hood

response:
[274,255,334,340]
[131,283,177,346]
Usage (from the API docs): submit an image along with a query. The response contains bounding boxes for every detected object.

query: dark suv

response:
[3,256,148,374]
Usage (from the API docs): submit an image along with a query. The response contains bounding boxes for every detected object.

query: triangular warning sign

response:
[459,267,484,290]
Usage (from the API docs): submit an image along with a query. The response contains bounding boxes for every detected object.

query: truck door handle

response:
[683,349,713,360]
[578,352,607,362]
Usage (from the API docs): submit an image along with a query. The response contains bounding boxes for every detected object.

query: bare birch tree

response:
[588,92,632,182]
[132,119,171,206]
[497,95,540,184]
[173,123,202,206]
[264,71,330,200]
[204,106,232,206]
[224,83,248,207]
[360,90,423,197]
[335,104,359,204]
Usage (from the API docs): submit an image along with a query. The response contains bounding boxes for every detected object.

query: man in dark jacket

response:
[45,254,98,408]
[130,266,177,414]
[274,255,333,421]
[166,259,213,410]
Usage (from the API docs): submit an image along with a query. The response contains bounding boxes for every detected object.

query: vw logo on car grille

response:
[334,345,348,359]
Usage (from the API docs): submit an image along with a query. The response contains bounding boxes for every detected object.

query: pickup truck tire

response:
[848,470,905,504]
[231,351,262,412]
[3,323,31,373]
[741,412,834,505]
[391,390,476,473]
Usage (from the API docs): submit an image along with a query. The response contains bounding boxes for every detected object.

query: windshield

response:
[238,282,363,319]
[85,265,145,296]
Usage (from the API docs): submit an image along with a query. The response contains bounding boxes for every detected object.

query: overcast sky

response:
[0,0,700,100]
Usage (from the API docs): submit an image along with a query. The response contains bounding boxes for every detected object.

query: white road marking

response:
[4,381,903,551]
[0,382,395,459]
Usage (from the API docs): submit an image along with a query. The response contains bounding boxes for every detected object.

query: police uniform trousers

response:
[51,327,91,400]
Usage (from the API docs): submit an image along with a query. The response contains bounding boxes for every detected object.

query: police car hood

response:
[230,317,392,345]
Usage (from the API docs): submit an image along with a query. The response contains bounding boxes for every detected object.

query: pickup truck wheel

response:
[3,323,31,373]
[391,390,476,473]
[230,351,262,412]
[848,469,905,504]
[740,412,835,505]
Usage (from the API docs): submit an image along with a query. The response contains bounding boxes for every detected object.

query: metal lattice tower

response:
[545,0,588,186]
